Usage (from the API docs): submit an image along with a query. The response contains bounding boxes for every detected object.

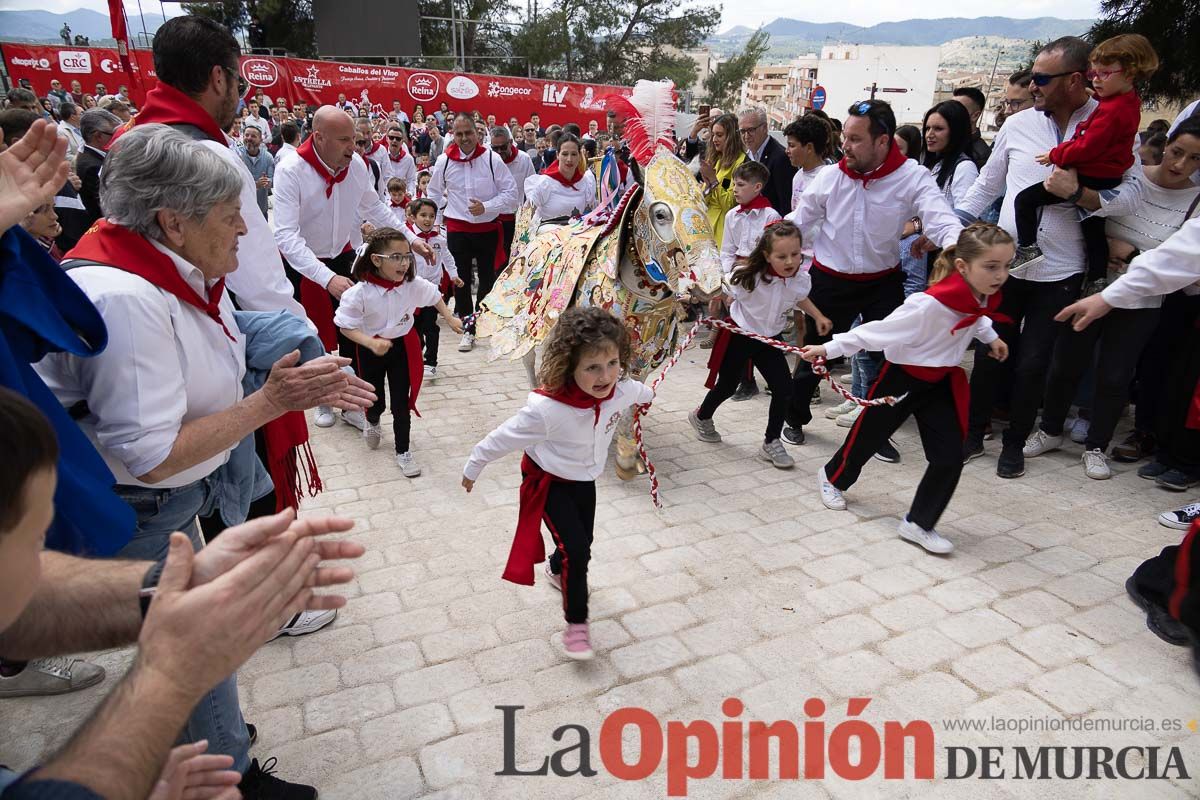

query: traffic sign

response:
[811,85,826,111]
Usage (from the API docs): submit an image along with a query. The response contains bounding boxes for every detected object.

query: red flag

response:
[108,0,134,77]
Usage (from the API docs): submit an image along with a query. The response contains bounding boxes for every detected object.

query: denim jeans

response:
[114,480,251,774]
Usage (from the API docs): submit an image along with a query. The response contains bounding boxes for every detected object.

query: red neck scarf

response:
[445,142,485,162]
[387,142,409,161]
[126,83,226,146]
[296,137,351,198]
[736,195,772,214]
[534,380,615,425]
[838,142,907,188]
[362,272,404,292]
[925,271,1011,333]
[541,158,585,188]
[391,196,410,209]
[497,144,517,164]
[65,220,236,342]
[406,221,437,241]
[365,138,384,157]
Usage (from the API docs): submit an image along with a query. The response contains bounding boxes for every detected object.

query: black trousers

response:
[359,337,411,453]
[698,332,793,442]
[967,273,1084,448]
[824,364,964,531]
[1039,306,1160,451]
[1157,296,1200,474]
[501,218,515,265]
[1014,175,1122,281]
[1133,293,1189,435]
[787,267,904,428]
[447,230,499,317]
[540,477,597,624]
[1131,521,1200,642]
[415,307,441,367]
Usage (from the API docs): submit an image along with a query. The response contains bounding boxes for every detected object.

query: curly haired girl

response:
[462,307,653,660]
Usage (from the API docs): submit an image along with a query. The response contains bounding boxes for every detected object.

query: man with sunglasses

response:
[783,99,963,446]
[955,36,1144,479]
[737,106,795,215]
[377,123,417,202]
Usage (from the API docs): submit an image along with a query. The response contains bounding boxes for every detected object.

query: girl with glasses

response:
[335,228,463,476]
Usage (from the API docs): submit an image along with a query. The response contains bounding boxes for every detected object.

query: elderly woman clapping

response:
[37,124,374,560]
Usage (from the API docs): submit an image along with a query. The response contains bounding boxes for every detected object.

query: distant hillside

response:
[708,15,1094,61]
[0,8,168,45]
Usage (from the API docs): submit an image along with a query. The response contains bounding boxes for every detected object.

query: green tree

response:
[184,0,316,58]
[1088,0,1199,103]
[512,0,721,85]
[702,28,769,110]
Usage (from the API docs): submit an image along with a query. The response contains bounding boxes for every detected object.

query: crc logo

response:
[542,83,568,106]
[58,50,93,74]
[11,56,51,71]
[241,58,279,88]
[407,72,439,102]
[445,75,478,100]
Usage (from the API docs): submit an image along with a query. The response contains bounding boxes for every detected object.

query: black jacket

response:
[966,132,992,171]
[755,136,797,216]
[73,146,105,226]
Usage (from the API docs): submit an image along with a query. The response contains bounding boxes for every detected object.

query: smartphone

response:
[698,103,711,124]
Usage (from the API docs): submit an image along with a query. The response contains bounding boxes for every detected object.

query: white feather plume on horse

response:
[603,80,678,163]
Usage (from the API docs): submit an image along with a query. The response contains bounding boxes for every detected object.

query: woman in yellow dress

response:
[699,113,747,248]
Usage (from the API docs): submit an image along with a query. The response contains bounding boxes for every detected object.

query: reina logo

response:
[241,58,279,88]
[58,50,93,74]
[407,72,440,102]
[542,83,568,106]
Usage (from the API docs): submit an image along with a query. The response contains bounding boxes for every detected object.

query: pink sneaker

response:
[563,622,594,660]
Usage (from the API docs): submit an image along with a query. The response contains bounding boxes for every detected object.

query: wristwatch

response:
[139,557,167,618]
[1066,184,1085,205]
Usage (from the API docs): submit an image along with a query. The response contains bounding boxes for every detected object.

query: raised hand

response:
[0,118,70,232]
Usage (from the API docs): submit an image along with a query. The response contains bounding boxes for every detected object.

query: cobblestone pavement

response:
[3,331,1198,799]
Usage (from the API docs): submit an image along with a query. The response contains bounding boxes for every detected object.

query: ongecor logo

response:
[58,50,92,74]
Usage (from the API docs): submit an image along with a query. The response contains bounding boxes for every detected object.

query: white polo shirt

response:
[721,204,781,273]
[523,172,597,221]
[333,276,442,339]
[427,146,519,224]
[823,291,998,366]
[726,271,812,338]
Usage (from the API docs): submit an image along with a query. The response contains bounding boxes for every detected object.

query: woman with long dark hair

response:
[921,100,979,206]
[698,113,747,247]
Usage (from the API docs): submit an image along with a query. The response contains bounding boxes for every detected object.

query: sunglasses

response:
[1030,70,1080,87]
[355,139,368,147]
[387,135,404,141]
[224,66,248,96]
[853,100,873,114]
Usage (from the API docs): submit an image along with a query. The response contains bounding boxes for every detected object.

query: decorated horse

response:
[475,80,723,479]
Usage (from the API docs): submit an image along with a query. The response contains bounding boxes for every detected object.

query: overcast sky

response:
[9,0,1102,34]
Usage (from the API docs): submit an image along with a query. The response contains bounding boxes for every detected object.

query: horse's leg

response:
[614,370,646,481]
[522,347,538,390]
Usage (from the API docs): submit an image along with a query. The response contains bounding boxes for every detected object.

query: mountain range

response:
[0,8,169,45]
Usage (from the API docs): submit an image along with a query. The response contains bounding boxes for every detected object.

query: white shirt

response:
[1104,174,1200,308]
[1103,216,1200,308]
[59,123,83,162]
[273,141,297,165]
[409,225,458,285]
[274,150,414,288]
[37,241,247,488]
[377,148,418,202]
[1168,100,1199,136]
[203,138,310,323]
[243,115,269,136]
[727,271,811,337]
[823,290,998,366]
[957,102,1144,282]
[788,158,962,275]
[930,158,979,207]
[333,276,442,339]
[523,172,597,221]
[790,164,827,212]
[720,204,781,273]
[427,146,519,223]
[463,379,655,482]
[502,148,537,207]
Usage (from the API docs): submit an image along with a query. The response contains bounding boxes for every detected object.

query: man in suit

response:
[75,109,120,225]
[738,107,796,216]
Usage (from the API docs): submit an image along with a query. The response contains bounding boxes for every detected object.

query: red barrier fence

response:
[2,42,630,127]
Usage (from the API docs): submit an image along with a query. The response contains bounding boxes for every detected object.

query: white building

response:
[812,44,940,125]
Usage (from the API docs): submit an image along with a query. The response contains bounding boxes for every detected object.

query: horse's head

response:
[630,146,722,298]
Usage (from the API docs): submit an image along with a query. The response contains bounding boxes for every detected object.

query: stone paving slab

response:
[2,327,1198,799]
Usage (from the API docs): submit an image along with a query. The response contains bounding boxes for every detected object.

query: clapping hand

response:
[147,741,240,800]
[0,118,69,232]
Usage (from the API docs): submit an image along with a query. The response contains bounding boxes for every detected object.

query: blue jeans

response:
[115,481,251,774]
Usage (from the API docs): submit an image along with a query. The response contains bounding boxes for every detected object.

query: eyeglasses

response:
[1086,66,1123,81]
[387,135,404,142]
[1003,99,1033,110]
[1030,70,1080,87]
[222,66,248,96]
[738,123,766,136]
[375,253,414,266]
[355,139,368,147]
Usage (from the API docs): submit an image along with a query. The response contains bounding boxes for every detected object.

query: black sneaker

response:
[1125,576,1190,646]
[996,445,1025,479]
[963,435,984,464]
[247,723,258,746]
[731,381,759,402]
[1157,469,1200,492]
[239,758,317,800]
[873,439,901,463]
[782,426,805,445]
[1138,461,1171,480]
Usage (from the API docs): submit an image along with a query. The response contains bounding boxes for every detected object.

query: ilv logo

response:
[542,83,568,106]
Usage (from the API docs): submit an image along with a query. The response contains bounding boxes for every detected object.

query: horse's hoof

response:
[615,459,645,481]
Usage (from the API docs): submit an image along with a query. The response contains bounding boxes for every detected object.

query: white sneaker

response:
[364,422,382,450]
[313,405,336,428]
[1022,429,1063,458]
[458,332,475,352]
[270,609,337,641]
[341,409,367,431]
[836,404,862,428]
[1070,417,1090,444]
[1159,501,1200,531]
[824,398,857,420]
[397,451,421,477]
[424,364,437,381]
[1082,448,1111,480]
[898,517,954,554]
[817,467,847,511]
[544,560,562,591]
